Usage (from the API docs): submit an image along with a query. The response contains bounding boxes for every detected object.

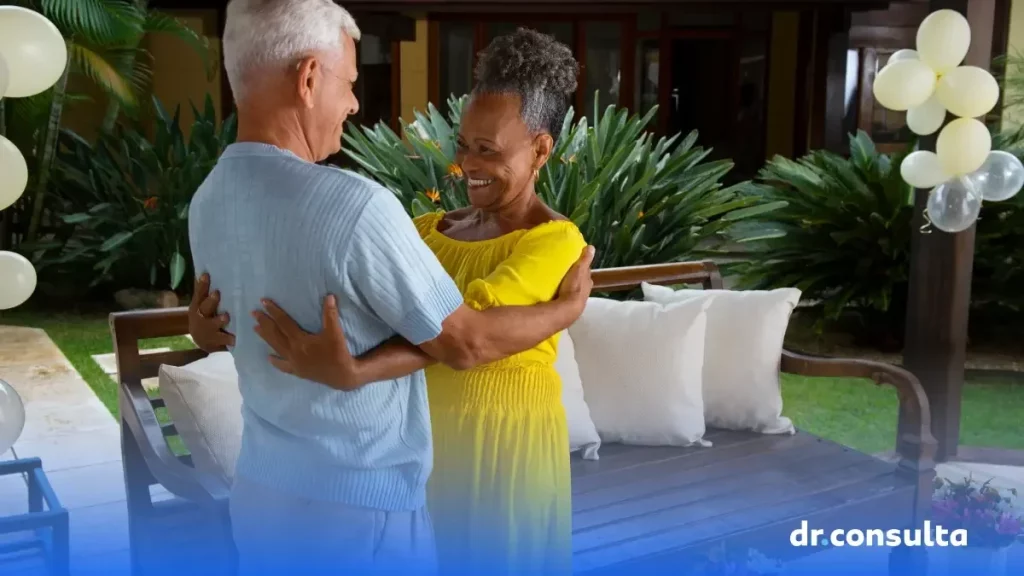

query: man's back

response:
[189,142,463,511]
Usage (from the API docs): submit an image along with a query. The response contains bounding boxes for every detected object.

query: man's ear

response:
[532,132,555,172]
[295,56,319,109]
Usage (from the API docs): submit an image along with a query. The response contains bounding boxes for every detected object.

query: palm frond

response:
[144,11,215,79]
[40,0,143,46]
[67,41,138,108]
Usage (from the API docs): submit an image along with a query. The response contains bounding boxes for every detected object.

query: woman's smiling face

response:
[455,92,551,210]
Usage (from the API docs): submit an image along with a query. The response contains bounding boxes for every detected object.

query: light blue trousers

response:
[229,476,438,576]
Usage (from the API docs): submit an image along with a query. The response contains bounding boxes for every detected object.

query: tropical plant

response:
[0,0,211,245]
[343,94,785,272]
[724,132,916,348]
[23,95,236,296]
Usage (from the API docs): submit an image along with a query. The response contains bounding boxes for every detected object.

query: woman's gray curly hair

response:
[472,28,579,143]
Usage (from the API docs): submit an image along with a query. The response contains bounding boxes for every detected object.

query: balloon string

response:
[920,209,933,234]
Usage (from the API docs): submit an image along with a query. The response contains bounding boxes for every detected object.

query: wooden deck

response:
[570,430,918,574]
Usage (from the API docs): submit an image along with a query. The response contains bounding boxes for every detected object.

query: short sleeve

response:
[412,212,444,240]
[346,193,464,345]
[463,221,587,310]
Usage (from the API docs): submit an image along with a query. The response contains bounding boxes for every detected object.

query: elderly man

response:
[188,1,593,574]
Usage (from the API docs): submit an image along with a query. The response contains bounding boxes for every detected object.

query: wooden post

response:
[900,0,996,463]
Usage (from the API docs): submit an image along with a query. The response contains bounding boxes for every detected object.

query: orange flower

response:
[425,188,440,203]
[447,163,464,178]
[143,197,158,211]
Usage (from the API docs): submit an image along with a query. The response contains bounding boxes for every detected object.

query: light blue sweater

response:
[189,142,464,510]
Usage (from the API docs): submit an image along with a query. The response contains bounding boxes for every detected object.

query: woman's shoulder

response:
[412,211,445,238]
[520,211,585,248]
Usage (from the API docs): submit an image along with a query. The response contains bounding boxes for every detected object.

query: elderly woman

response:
[408,29,584,576]
[191,27,585,576]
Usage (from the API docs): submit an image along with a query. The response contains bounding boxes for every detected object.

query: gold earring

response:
[533,169,539,180]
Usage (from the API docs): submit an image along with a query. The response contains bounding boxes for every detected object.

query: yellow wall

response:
[143,10,223,140]
[1004,0,1024,128]
[765,12,800,159]
[400,19,430,121]
[60,10,222,143]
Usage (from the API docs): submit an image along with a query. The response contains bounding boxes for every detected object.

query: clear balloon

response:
[916,9,972,75]
[927,177,982,233]
[968,151,1024,202]
[936,66,1000,119]
[0,379,25,456]
[0,6,67,98]
[0,135,28,211]
[0,251,36,310]
[872,59,936,111]
[906,95,946,136]
[901,151,949,189]
[936,118,991,176]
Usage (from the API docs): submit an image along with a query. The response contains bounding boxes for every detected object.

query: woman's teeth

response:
[468,178,494,187]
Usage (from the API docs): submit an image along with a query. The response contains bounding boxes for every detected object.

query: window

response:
[351,33,393,129]
[635,39,660,121]
[438,21,475,116]
[583,22,621,119]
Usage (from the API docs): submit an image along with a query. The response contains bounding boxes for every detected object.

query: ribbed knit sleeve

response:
[347,192,464,345]
[463,221,587,310]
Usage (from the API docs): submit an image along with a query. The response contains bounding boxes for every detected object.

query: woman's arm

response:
[188,274,235,352]
[251,296,436,390]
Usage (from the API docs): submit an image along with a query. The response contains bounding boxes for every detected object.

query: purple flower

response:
[995,513,1021,536]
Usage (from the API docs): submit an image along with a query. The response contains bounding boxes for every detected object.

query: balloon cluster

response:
[0,6,67,310]
[873,9,1023,233]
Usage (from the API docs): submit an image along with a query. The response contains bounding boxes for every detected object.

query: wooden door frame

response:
[648,16,740,144]
[427,13,636,119]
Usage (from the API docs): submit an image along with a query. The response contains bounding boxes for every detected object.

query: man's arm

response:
[348,245,592,379]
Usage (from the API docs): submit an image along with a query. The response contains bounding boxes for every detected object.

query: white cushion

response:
[568,296,713,447]
[642,283,799,435]
[158,352,243,485]
[554,330,601,460]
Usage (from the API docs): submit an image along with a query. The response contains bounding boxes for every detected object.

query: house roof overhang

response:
[152,0,894,14]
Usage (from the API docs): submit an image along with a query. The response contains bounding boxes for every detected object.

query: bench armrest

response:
[780,349,937,474]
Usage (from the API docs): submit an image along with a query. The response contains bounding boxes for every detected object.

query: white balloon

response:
[916,9,972,75]
[872,59,937,111]
[0,251,36,310]
[968,151,1024,202]
[935,66,1000,119]
[936,117,991,176]
[927,177,982,234]
[0,136,28,211]
[906,95,946,136]
[887,49,920,66]
[901,151,949,189]
[0,379,25,456]
[0,6,67,98]
[0,53,8,99]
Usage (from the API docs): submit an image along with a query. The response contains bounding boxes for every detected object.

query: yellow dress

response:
[413,212,587,576]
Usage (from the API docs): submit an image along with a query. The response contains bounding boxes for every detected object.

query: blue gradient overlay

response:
[5,507,1021,576]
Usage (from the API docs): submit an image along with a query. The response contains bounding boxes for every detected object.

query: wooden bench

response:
[111,261,937,575]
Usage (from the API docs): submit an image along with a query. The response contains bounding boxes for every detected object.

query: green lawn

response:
[1,309,1022,456]
[0,308,194,417]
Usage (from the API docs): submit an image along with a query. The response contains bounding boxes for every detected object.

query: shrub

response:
[25,95,236,295]
[343,94,785,272]
[725,132,915,347]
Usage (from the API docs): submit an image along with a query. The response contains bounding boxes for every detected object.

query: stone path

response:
[0,326,130,576]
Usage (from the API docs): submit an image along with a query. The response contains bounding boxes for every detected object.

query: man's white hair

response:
[223,0,361,101]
